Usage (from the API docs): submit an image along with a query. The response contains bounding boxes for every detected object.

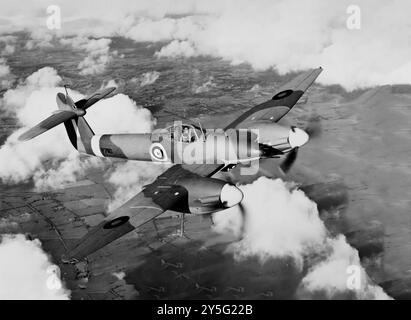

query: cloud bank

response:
[0,35,16,56]
[1,0,410,89]
[213,177,391,299]
[0,234,70,299]
[106,161,169,212]
[60,37,116,75]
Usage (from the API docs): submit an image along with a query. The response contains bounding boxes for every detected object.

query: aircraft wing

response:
[65,163,227,261]
[18,110,77,141]
[65,178,189,261]
[226,67,323,128]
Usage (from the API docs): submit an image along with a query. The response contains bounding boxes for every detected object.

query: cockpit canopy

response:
[163,123,204,143]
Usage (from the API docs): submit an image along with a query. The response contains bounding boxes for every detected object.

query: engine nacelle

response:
[176,177,243,214]
[243,121,309,152]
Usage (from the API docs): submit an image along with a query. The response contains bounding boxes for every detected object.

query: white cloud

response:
[0,67,72,185]
[155,40,198,58]
[112,271,126,280]
[0,35,16,55]
[0,58,10,78]
[131,71,160,87]
[193,76,216,94]
[214,178,326,264]
[86,93,155,133]
[60,37,114,75]
[140,71,160,87]
[32,153,103,190]
[123,15,206,43]
[299,235,391,299]
[106,161,169,212]
[25,30,54,50]
[213,177,391,299]
[1,0,410,89]
[0,234,70,299]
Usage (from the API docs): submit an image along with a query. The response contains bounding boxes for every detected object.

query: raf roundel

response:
[153,147,163,159]
[272,89,294,100]
[150,143,168,162]
[103,216,130,229]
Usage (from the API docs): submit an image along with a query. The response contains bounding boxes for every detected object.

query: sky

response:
[1,0,410,90]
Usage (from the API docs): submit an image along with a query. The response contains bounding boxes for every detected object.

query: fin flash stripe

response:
[91,135,104,157]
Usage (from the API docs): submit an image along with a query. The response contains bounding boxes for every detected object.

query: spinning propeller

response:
[280,114,322,174]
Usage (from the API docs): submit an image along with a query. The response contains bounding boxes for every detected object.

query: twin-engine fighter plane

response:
[19,67,323,261]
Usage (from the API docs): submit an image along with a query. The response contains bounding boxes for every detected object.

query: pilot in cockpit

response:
[181,126,195,143]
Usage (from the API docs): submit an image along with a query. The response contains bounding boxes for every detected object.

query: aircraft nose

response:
[288,127,309,148]
[220,184,244,208]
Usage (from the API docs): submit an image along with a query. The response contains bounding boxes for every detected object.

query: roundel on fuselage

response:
[149,143,168,162]
[272,89,293,100]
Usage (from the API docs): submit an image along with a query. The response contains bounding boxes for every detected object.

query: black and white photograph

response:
[0,0,410,305]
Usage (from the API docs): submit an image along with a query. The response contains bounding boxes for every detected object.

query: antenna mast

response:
[64,84,70,96]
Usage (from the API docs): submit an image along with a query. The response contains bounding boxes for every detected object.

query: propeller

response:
[279,147,299,174]
[279,114,322,174]
[304,114,322,139]
[238,201,247,239]
[218,173,248,239]
[259,143,284,158]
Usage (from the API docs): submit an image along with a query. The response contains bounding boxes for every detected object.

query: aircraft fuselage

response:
[83,122,308,165]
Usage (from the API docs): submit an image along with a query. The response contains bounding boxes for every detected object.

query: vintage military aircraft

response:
[19,67,323,261]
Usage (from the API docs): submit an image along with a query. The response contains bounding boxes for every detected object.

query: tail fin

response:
[63,116,95,154]
[18,87,115,149]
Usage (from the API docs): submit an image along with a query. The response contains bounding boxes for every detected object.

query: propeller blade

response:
[279,147,299,174]
[238,202,247,239]
[304,115,322,139]
[259,143,284,158]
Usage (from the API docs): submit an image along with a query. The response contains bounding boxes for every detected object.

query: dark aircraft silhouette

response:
[19,67,323,261]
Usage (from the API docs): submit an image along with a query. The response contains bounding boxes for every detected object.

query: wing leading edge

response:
[226,67,323,128]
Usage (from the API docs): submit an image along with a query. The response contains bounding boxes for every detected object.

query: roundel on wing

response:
[272,89,293,100]
[149,143,168,162]
[103,216,130,229]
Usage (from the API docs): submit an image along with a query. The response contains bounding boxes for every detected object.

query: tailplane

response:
[18,87,115,152]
